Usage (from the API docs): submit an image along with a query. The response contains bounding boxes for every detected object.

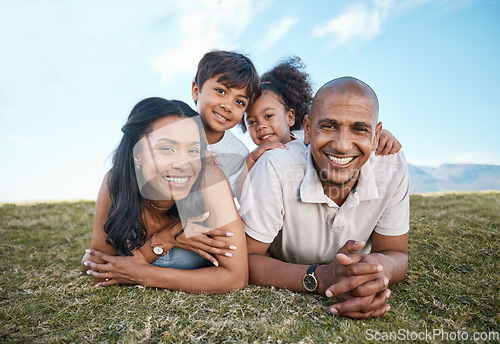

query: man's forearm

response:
[248,254,311,292]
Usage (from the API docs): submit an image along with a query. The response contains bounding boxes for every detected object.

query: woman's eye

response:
[188,149,200,154]
[159,146,174,152]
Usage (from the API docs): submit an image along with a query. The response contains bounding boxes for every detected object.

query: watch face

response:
[303,274,317,292]
[153,246,164,255]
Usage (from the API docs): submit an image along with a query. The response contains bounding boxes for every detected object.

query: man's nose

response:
[332,129,353,153]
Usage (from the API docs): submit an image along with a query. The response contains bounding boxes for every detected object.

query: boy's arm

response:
[376,129,401,155]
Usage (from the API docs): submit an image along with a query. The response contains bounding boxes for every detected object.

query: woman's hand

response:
[160,216,237,267]
[83,249,149,287]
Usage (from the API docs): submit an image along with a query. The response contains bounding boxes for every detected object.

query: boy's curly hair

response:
[239,56,313,132]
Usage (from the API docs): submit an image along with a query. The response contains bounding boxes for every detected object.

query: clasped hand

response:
[321,240,391,319]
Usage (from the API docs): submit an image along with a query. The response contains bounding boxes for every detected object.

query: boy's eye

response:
[215,88,225,95]
[236,99,246,107]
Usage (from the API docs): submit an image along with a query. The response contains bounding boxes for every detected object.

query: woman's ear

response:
[287,109,295,127]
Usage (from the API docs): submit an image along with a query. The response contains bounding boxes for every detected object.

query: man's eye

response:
[354,127,369,132]
[321,124,335,129]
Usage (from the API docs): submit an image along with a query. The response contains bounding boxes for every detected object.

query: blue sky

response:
[1,0,499,202]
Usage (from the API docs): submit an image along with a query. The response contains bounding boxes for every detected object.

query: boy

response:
[191,50,261,195]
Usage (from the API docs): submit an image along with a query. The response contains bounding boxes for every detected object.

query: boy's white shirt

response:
[208,130,249,196]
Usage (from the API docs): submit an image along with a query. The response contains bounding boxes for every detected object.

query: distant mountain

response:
[408,164,500,194]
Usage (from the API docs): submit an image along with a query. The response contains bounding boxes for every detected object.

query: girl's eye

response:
[265,114,273,119]
[247,120,256,126]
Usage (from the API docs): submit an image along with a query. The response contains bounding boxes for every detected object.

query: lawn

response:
[1,192,499,343]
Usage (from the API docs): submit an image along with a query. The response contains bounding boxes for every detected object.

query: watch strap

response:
[307,264,319,275]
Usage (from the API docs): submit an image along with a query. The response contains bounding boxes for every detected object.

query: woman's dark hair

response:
[239,56,313,132]
[105,97,206,256]
[194,50,262,107]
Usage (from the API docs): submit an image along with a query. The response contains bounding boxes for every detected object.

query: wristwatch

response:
[303,264,320,292]
[151,233,167,256]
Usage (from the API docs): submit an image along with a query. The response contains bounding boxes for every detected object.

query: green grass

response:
[1,192,499,343]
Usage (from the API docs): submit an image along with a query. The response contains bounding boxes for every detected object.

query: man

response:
[238,76,409,319]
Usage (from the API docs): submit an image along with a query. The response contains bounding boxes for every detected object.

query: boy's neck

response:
[205,127,225,145]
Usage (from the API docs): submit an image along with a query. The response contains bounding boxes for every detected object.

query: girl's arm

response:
[376,129,402,155]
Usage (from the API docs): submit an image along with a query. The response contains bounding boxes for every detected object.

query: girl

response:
[82,98,247,293]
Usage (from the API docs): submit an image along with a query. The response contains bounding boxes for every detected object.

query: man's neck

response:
[322,175,359,206]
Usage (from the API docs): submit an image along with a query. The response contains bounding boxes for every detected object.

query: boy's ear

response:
[303,115,311,145]
[287,109,295,127]
[192,81,199,102]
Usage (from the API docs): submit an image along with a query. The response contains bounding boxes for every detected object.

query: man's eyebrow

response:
[317,118,338,126]
[352,121,372,129]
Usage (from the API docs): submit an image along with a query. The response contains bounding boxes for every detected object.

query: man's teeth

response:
[328,155,354,165]
[163,176,189,183]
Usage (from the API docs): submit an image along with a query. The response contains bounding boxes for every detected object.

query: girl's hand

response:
[246,142,288,170]
[83,249,149,287]
[376,129,402,155]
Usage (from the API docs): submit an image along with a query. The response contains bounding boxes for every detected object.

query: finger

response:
[86,269,112,280]
[337,240,365,255]
[331,304,390,319]
[83,260,111,273]
[325,270,382,297]
[375,138,387,155]
[86,249,114,263]
[336,252,364,266]
[379,141,393,156]
[359,289,391,313]
[205,228,234,237]
[351,276,389,297]
[193,249,220,267]
[185,233,237,252]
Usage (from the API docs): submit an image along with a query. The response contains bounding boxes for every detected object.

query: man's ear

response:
[287,109,295,127]
[303,115,311,145]
[372,122,383,151]
[192,81,199,103]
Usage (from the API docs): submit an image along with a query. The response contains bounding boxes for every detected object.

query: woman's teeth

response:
[163,176,189,183]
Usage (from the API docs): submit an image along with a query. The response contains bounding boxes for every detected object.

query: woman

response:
[82,97,248,293]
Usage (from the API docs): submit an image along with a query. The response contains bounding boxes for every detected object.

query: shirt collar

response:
[299,148,380,204]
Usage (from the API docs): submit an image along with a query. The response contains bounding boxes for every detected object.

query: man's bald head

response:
[311,76,379,122]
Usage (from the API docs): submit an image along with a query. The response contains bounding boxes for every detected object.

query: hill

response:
[409,163,500,193]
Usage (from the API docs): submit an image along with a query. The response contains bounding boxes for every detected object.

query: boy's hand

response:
[246,142,288,170]
[376,129,401,155]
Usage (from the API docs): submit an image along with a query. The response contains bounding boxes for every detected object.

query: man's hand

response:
[316,240,391,319]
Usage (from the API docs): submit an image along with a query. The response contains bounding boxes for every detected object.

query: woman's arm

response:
[81,173,119,284]
[84,168,249,294]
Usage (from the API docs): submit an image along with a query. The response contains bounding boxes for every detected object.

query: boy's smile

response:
[192,75,249,144]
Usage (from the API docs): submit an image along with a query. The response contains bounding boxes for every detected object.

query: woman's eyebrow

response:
[156,138,201,145]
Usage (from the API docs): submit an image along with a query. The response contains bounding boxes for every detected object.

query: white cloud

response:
[151,0,266,85]
[7,135,31,149]
[312,2,390,48]
[258,16,298,54]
